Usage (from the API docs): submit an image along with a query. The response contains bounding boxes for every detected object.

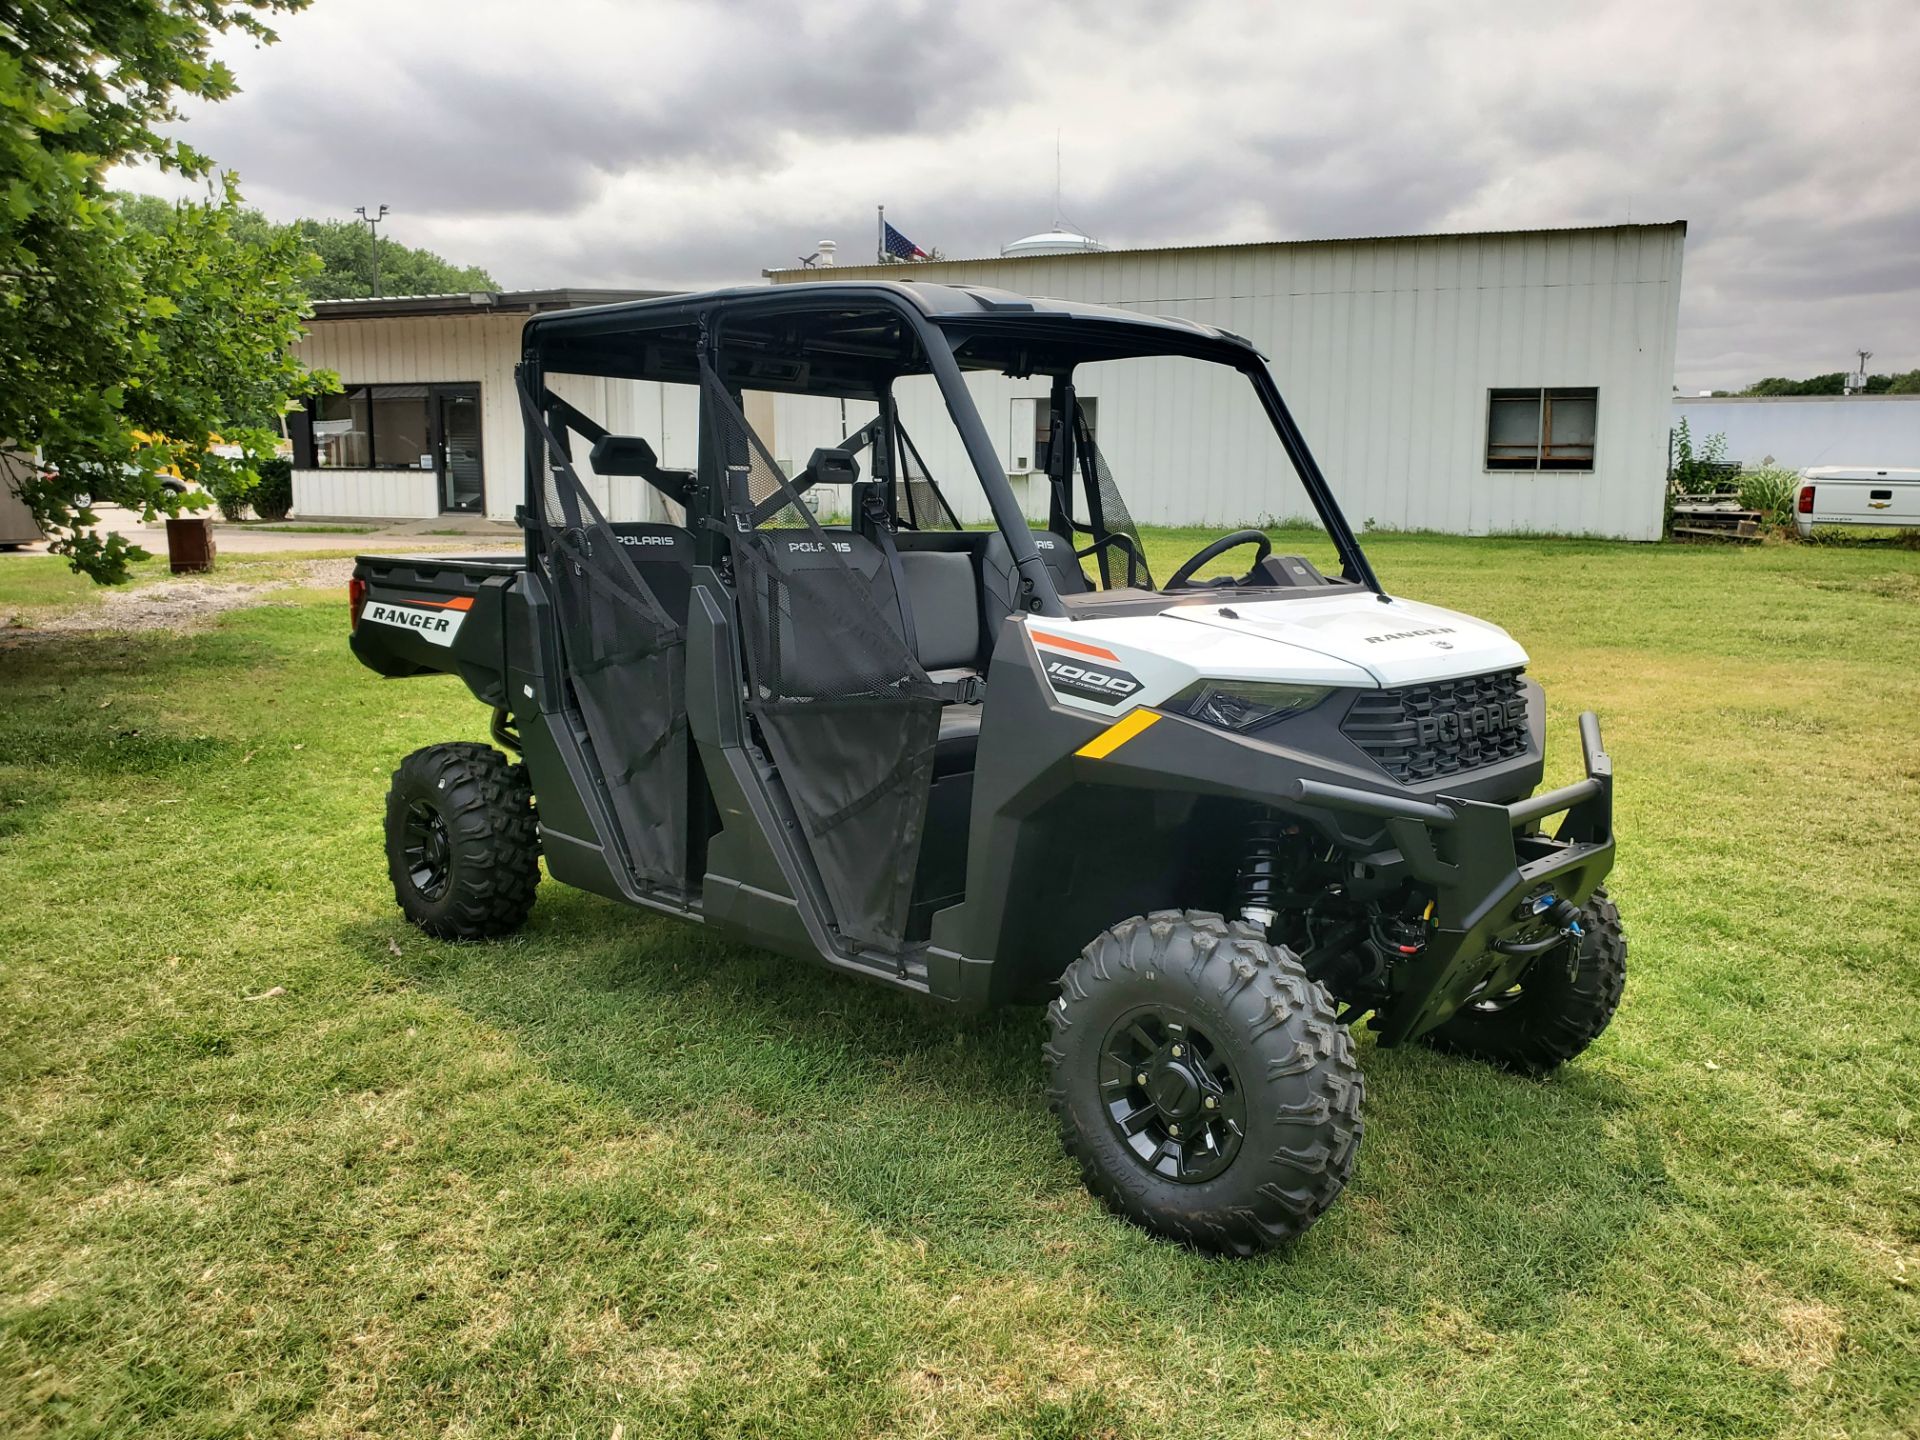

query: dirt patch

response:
[1736,1300,1845,1386]
[2,559,356,644]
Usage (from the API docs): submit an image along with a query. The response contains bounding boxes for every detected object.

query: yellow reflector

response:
[1076,708,1162,759]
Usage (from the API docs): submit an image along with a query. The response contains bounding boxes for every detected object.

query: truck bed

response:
[349,552,525,705]
[1797,467,1920,536]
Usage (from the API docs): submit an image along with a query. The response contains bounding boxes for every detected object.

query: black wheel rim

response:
[403,799,453,902]
[1099,1007,1246,1184]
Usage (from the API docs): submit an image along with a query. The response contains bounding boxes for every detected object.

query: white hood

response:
[1165,591,1528,687]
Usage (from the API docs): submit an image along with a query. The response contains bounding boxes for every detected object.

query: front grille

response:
[1342,670,1530,783]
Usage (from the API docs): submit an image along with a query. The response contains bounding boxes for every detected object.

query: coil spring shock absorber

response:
[1234,817,1290,931]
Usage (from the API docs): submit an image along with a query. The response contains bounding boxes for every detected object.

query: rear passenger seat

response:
[606,522,694,624]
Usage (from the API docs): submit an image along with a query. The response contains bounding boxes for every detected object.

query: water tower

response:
[1000,228,1108,258]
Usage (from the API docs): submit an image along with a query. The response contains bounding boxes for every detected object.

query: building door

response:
[433,386,484,513]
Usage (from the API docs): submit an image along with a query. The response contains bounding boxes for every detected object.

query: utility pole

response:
[354,204,390,297]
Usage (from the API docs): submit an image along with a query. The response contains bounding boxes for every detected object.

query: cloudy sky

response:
[124,0,1920,391]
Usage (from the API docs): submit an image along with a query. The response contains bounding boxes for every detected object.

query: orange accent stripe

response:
[406,595,474,611]
[1030,628,1117,662]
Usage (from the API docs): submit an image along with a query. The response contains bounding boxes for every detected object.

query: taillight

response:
[1797,485,1815,515]
[348,575,368,630]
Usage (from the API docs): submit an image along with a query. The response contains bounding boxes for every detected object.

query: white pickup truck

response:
[1796,466,1920,538]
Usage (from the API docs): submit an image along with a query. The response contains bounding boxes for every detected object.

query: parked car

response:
[1796,466,1920,538]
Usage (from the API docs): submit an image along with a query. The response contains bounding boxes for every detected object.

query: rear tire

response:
[1044,910,1363,1255]
[1419,889,1626,1075]
[385,743,539,939]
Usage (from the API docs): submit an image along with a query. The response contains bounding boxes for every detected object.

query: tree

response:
[1,0,326,582]
[290,218,497,300]
[1743,373,1849,396]
[1740,368,1920,396]
[119,200,501,300]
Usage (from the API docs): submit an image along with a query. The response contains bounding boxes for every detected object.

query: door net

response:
[895,423,961,531]
[520,380,689,891]
[700,361,941,951]
[1073,409,1154,590]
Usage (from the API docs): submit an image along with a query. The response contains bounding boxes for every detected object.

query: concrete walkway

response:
[2,507,522,557]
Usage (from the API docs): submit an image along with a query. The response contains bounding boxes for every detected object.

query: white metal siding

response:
[1671,395,1920,472]
[772,225,1685,540]
[292,467,438,519]
[292,313,696,523]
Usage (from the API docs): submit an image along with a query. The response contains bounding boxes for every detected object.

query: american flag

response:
[883,221,929,261]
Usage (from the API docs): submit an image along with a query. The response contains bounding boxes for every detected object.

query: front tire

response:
[1420,889,1626,1074]
[384,742,540,939]
[1044,910,1363,1255]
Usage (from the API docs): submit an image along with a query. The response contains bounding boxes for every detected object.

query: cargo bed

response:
[348,552,525,703]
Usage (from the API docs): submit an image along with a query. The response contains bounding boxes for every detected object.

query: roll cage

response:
[517,281,1382,602]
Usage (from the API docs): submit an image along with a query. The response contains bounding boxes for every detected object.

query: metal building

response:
[287,288,679,524]
[767,222,1686,540]
[286,224,1685,540]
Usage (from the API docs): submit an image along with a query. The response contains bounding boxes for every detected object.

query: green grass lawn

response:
[2,532,1917,1438]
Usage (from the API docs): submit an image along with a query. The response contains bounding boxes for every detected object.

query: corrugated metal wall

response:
[292,225,1683,536]
[292,312,694,523]
[1671,395,1920,471]
[772,224,1685,540]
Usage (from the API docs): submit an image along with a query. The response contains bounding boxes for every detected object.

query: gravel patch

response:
[2,559,359,643]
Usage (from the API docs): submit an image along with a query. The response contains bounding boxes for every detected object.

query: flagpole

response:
[877,205,885,264]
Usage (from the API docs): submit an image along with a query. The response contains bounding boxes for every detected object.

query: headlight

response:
[1168,679,1332,731]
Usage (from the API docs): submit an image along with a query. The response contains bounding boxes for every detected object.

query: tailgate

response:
[1808,471,1920,526]
[350,553,520,704]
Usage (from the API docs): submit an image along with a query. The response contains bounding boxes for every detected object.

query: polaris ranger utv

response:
[349,282,1623,1253]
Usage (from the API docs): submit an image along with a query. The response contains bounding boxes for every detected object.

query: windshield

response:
[1005,352,1354,593]
[771,349,1361,598]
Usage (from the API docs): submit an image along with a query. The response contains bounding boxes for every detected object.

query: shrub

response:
[252,457,293,521]
[196,450,255,522]
[1738,467,1801,532]
[1669,418,1731,497]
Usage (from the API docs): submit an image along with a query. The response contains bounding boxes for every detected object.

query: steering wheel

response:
[1165,529,1273,589]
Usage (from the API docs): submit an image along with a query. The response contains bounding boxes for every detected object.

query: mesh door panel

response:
[702,362,940,951]
[744,426,812,530]
[524,383,689,890]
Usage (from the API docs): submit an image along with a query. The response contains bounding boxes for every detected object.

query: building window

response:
[1486,387,1598,471]
[297,384,436,471]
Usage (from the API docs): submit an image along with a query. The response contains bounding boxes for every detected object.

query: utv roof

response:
[523,280,1265,387]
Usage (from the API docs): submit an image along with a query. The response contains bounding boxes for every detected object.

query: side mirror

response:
[588,435,661,476]
[806,447,861,487]
[591,434,694,506]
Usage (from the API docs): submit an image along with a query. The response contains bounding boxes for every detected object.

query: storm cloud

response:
[124,0,1920,389]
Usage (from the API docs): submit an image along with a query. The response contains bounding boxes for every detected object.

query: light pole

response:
[354,204,390,297]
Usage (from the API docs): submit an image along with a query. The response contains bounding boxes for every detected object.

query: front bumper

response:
[1286,712,1617,1045]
